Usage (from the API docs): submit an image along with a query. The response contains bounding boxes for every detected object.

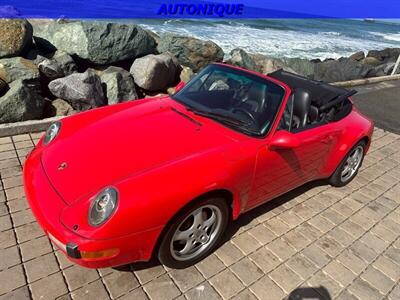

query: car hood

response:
[40,98,237,204]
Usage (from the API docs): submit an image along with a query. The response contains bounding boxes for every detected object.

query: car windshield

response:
[172,64,286,136]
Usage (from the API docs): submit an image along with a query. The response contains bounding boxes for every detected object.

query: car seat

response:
[292,88,311,128]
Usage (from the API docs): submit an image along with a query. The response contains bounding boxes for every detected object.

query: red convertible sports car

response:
[24,63,374,269]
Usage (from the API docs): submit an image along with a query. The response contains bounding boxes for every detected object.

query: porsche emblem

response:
[58,162,68,170]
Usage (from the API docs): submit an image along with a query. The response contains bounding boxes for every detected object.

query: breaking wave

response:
[369,31,400,42]
[136,19,400,60]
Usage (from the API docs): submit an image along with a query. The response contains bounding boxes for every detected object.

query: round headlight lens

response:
[43,121,61,145]
[88,187,118,226]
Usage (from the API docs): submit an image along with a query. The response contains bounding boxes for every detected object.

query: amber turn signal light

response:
[80,248,119,259]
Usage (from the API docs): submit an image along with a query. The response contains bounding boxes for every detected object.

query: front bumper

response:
[23,148,161,268]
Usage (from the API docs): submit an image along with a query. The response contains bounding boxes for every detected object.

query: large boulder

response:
[313,58,373,82]
[373,48,400,63]
[251,54,294,74]
[38,51,78,80]
[100,66,138,105]
[38,58,64,80]
[33,21,157,65]
[368,62,396,77]
[51,51,78,76]
[226,48,295,74]
[367,50,384,61]
[0,57,40,83]
[130,53,181,91]
[365,48,400,63]
[0,19,33,58]
[250,54,296,74]
[179,66,194,83]
[48,69,105,111]
[0,79,44,123]
[282,57,316,77]
[146,30,160,46]
[157,33,224,72]
[349,51,365,61]
[361,57,381,66]
[227,48,257,71]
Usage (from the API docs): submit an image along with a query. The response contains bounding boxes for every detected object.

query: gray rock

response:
[179,66,194,83]
[349,51,365,61]
[365,48,400,63]
[283,57,316,77]
[0,79,44,123]
[51,51,77,75]
[146,30,160,46]
[33,21,157,65]
[157,33,224,72]
[228,48,257,71]
[0,57,40,83]
[362,57,381,66]
[48,69,105,111]
[100,66,138,105]
[313,58,373,82]
[38,51,77,80]
[0,19,33,58]
[376,48,400,63]
[130,53,180,91]
[38,58,64,80]
[225,49,295,74]
[249,53,296,74]
[44,98,75,117]
[367,50,384,61]
[368,62,396,77]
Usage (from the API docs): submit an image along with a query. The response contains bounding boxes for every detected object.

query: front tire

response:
[329,141,366,187]
[158,197,229,269]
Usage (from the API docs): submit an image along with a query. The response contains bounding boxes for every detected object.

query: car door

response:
[247,100,339,209]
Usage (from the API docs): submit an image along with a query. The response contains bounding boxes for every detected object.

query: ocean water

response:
[130,19,400,60]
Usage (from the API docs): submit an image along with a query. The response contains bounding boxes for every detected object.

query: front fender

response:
[60,149,249,240]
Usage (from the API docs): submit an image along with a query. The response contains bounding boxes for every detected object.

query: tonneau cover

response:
[268,69,356,107]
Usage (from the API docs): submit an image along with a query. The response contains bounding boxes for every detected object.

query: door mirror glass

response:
[269,130,300,150]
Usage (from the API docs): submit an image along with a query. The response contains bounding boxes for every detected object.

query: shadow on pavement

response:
[122,179,328,272]
[222,179,327,242]
[288,286,331,300]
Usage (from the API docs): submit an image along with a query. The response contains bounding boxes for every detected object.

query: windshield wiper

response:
[187,108,250,127]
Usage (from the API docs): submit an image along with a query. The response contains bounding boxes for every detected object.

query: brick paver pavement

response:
[0,128,399,300]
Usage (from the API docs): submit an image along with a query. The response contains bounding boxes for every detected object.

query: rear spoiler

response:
[319,90,357,112]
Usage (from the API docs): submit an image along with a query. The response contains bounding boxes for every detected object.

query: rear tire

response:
[329,141,366,187]
[158,197,229,269]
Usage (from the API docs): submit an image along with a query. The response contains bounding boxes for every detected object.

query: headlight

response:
[43,121,61,145]
[88,187,118,226]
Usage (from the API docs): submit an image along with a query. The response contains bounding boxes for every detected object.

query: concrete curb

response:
[0,75,399,137]
[0,117,63,138]
[332,74,400,87]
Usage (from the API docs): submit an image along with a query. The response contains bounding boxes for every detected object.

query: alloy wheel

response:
[341,145,364,182]
[170,204,223,261]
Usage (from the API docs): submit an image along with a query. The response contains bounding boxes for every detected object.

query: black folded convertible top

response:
[268,69,356,107]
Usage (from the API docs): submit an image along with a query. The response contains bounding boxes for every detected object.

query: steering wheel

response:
[232,108,258,126]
